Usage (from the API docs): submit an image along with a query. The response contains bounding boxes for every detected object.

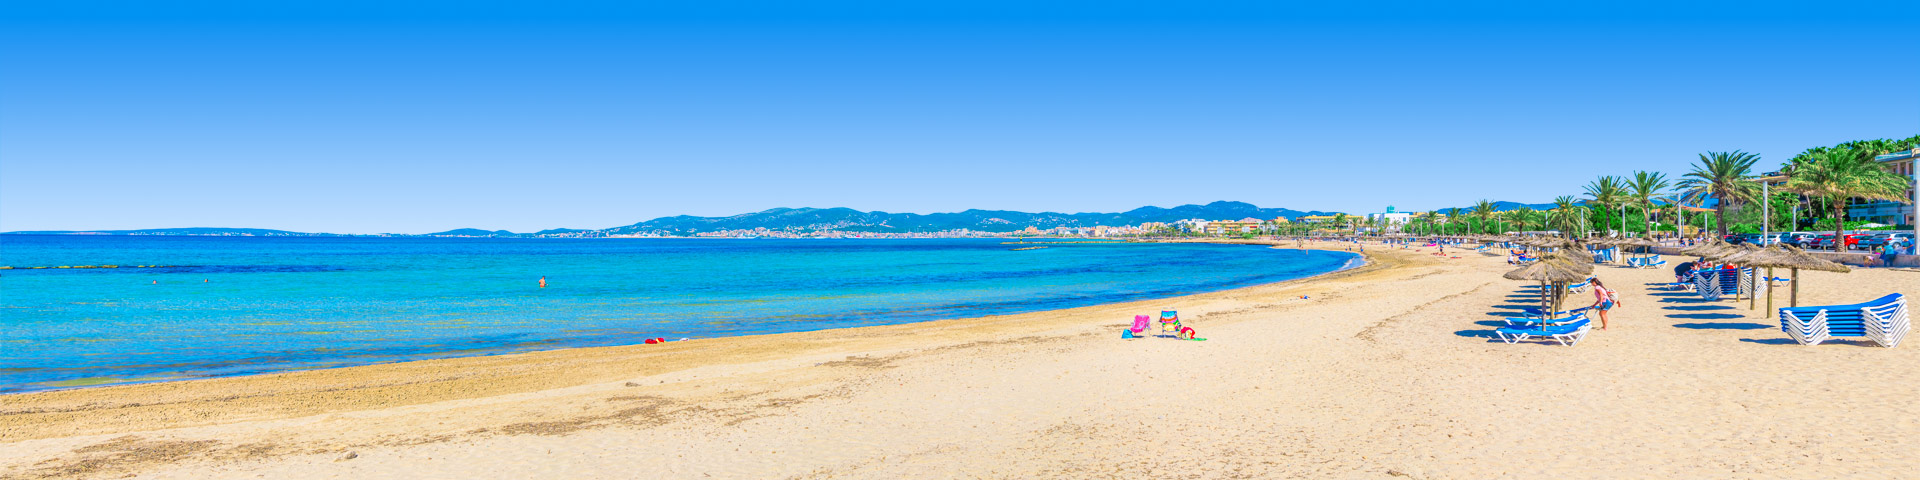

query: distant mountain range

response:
[0,227,319,236]
[7,200,1551,237]
[1435,201,1558,213]
[600,201,1336,235]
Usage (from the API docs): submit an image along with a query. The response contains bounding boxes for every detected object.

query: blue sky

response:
[3,1,1916,233]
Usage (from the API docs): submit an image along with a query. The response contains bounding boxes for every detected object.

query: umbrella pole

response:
[1541,281,1551,321]
[1790,268,1799,308]
[1764,267,1774,315]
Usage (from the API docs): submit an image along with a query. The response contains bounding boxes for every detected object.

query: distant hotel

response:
[1849,148,1917,226]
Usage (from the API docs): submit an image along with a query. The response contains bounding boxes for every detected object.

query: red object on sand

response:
[644,338,660,344]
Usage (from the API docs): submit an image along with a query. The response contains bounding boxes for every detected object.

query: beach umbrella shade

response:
[1504,253,1595,322]
[1617,237,1659,258]
[1734,245,1850,309]
[1699,244,1766,308]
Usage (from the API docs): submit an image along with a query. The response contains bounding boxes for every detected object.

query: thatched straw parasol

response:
[1681,240,1737,259]
[1616,237,1660,259]
[1504,254,1595,323]
[1698,243,1767,309]
[1734,245,1850,310]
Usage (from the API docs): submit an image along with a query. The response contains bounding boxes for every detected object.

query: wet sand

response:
[3,242,1917,479]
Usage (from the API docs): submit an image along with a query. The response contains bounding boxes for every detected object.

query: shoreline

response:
[2,242,1362,396]
[0,244,1382,442]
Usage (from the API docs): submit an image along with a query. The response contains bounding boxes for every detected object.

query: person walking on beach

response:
[1589,278,1620,330]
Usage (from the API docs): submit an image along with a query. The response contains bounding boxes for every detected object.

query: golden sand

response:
[3,243,1916,479]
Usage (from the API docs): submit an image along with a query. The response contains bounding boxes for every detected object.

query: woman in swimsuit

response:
[1589,278,1621,330]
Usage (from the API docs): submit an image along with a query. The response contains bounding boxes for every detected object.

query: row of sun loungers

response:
[1778,293,1909,347]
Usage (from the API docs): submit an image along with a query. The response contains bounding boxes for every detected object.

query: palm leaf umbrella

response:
[1504,253,1595,323]
[1700,243,1765,308]
[1734,245,1850,310]
[1618,237,1660,260]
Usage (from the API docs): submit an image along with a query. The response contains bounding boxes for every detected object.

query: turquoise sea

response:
[0,236,1359,392]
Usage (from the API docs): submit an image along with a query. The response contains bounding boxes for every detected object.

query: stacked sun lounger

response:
[1693,268,1755,301]
[1777,293,1909,347]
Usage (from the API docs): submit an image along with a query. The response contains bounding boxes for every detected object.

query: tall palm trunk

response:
[1833,201,1847,251]
[1714,203,1729,237]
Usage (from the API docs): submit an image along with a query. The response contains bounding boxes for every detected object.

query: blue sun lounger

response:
[1495,318,1592,346]
[1778,293,1909,347]
[1694,268,1754,301]
[1519,306,1593,320]
[1503,312,1589,327]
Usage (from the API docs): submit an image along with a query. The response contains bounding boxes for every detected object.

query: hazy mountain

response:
[424,228,518,237]
[0,227,333,236]
[1435,201,1558,213]
[603,201,1338,234]
[5,200,1459,236]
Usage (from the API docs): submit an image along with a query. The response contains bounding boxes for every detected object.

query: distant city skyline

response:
[4,1,1917,234]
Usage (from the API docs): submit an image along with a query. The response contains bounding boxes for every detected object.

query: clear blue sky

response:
[3,1,1916,234]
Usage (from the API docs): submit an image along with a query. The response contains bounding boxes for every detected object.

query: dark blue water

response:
[0,236,1359,392]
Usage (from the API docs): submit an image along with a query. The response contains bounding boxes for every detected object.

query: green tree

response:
[1626,170,1670,237]
[1677,150,1762,237]
[1778,148,1910,250]
[1445,208,1464,235]
[1582,176,1627,236]
[1469,200,1496,234]
[1547,196,1587,237]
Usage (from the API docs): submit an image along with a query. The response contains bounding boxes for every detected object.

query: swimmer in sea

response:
[539,276,546,288]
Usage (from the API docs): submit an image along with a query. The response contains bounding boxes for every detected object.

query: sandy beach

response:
[4,243,1917,479]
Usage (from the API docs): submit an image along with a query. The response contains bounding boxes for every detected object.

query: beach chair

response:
[1565,278,1592,294]
[1519,306,1592,321]
[1694,268,1754,301]
[1129,315,1152,337]
[1503,311,1588,327]
[1158,311,1181,338]
[1653,281,1693,291]
[1494,318,1592,346]
[1777,293,1909,347]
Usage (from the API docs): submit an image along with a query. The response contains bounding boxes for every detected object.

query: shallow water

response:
[0,236,1358,392]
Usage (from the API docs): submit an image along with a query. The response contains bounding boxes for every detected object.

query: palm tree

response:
[1626,171,1670,237]
[1547,196,1586,237]
[1677,150,1762,238]
[1779,147,1909,250]
[1471,200,1497,235]
[1510,207,1542,232]
[1582,176,1627,236]
[1445,208,1464,235]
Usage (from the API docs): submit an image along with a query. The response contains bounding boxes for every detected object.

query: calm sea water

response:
[0,236,1358,392]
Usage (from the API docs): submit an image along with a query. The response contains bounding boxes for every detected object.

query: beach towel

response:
[1131,315,1151,335]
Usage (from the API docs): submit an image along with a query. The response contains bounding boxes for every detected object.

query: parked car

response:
[1811,233,1867,251]
[1862,233,1913,249]
[1782,232,1819,247]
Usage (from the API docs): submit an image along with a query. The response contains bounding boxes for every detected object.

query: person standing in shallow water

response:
[539,276,546,288]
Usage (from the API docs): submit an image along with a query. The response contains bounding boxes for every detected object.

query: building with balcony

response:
[1846,148,1917,225]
